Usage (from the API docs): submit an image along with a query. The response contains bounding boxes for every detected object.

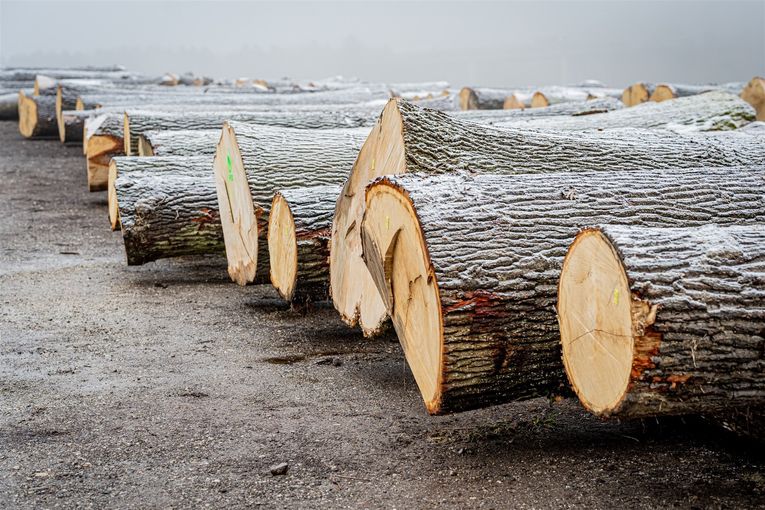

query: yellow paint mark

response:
[385,215,390,230]
[612,287,619,305]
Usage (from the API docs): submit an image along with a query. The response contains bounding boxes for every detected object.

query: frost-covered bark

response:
[139,129,220,156]
[530,85,622,107]
[586,225,765,418]
[114,155,222,265]
[498,91,754,132]
[270,185,340,303]
[458,87,512,110]
[331,98,765,336]
[453,97,623,124]
[361,166,765,414]
[124,108,381,154]
[0,91,22,120]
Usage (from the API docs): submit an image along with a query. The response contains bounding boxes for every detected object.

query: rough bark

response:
[123,107,381,155]
[214,122,368,285]
[495,91,755,132]
[560,225,765,419]
[138,129,220,156]
[18,92,57,138]
[741,76,765,121]
[530,85,622,107]
[359,166,765,414]
[0,91,24,120]
[458,87,512,110]
[330,98,765,337]
[457,97,623,122]
[649,82,744,102]
[268,185,340,303]
[113,155,222,265]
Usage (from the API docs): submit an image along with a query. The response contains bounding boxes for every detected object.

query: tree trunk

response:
[503,91,534,109]
[138,129,221,156]
[741,76,765,121]
[559,224,765,419]
[111,155,223,265]
[458,87,512,110]
[0,91,25,120]
[123,107,381,155]
[530,86,622,107]
[495,91,754,132]
[214,122,369,286]
[649,82,743,103]
[268,185,340,304]
[462,97,623,120]
[17,92,58,138]
[359,167,765,415]
[330,98,765,338]
[85,113,124,191]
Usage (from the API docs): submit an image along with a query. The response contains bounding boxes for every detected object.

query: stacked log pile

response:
[4,64,764,443]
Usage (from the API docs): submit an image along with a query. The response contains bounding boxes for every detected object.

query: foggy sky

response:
[1,1,763,88]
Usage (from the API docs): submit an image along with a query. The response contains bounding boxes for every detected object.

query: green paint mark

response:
[226,153,233,182]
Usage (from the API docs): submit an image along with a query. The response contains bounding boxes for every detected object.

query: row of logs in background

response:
[3,65,765,441]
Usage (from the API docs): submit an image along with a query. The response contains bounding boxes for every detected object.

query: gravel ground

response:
[0,122,763,509]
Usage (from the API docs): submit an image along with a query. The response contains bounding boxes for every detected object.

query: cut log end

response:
[86,135,122,192]
[123,113,132,155]
[649,84,676,103]
[558,228,634,417]
[361,181,443,413]
[213,122,259,286]
[530,91,549,108]
[741,76,765,121]
[458,87,477,110]
[137,135,154,156]
[55,86,65,142]
[17,92,37,138]
[621,83,651,107]
[268,194,299,301]
[330,99,404,334]
[107,159,120,231]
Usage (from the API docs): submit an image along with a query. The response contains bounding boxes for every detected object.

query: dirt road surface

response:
[0,122,763,508]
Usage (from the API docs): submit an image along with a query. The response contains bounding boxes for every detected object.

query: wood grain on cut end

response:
[362,182,443,412]
[86,135,123,192]
[107,159,120,230]
[330,99,405,334]
[649,84,677,103]
[530,91,549,108]
[268,194,299,301]
[622,82,653,106]
[558,229,634,415]
[17,91,36,137]
[213,122,259,286]
[741,76,765,121]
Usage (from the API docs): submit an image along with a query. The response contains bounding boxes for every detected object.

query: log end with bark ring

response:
[649,84,676,103]
[458,87,478,110]
[621,82,651,107]
[530,91,549,108]
[503,94,525,109]
[86,134,123,192]
[741,76,765,121]
[107,159,121,231]
[361,179,443,413]
[558,228,635,417]
[268,193,299,301]
[330,99,405,334]
[213,122,259,286]
[17,91,37,138]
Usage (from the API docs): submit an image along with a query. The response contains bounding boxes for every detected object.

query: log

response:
[0,90,29,120]
[123,107,382,155]
[529,85,622,107]
[558,224,765,419]
[495,91,755,132]
[268,185,340,303]
[137,129,221,156]
[110,156,223,264]
[213,122,368,285]
[17,92,57,138]
[457,97,624,122]
[458,87,513,110]
[330,98,765,337]
[741,76,765,121]
[359,167,765,414]
[85,113,124,191]
[622,82,656,106]
[649,83,743,103]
